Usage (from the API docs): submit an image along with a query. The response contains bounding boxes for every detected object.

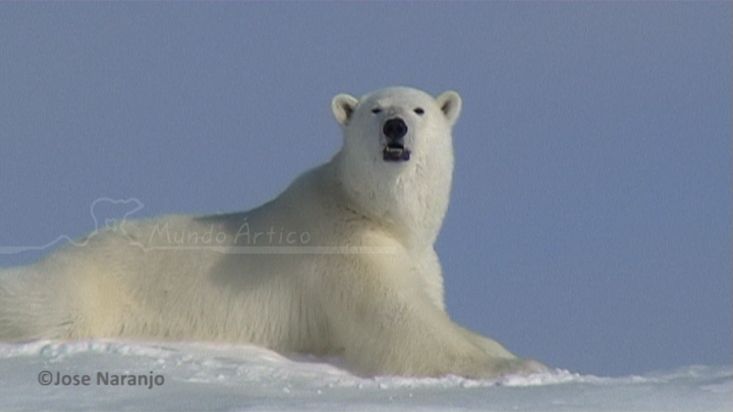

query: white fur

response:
[0,87,542,378]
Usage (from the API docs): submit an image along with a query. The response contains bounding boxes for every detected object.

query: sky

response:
[0,2,730,376]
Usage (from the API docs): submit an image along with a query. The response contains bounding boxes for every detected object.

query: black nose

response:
[382,118,408,140]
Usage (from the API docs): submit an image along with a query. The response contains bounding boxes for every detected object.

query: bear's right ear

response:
[331,93,359,126]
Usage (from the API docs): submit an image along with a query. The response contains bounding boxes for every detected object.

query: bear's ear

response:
[436,91,462,126]
[331,93,359,126]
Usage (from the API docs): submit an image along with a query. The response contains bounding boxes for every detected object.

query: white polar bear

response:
[0,87,543,378]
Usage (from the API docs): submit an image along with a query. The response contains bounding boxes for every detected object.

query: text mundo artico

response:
[37,370,164,390]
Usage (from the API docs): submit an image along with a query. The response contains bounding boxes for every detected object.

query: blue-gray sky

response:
[0,3,729,376]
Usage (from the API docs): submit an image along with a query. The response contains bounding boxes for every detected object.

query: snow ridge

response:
[0,340,730,412]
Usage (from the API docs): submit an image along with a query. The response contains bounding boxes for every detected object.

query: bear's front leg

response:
[320,252,531,378]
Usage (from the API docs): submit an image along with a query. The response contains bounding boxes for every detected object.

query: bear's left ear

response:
[436,91,462,126]
[331,93,359,126]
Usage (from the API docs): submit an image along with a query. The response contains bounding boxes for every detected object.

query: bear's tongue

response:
[383,143,411,162]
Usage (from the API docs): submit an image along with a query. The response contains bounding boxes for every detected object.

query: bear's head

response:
[330,87,461,246]
[332,87,461,166]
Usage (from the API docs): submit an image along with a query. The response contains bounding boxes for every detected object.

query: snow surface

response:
[0,340,729,412]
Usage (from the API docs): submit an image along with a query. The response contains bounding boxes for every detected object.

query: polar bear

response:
[0,87,543,378]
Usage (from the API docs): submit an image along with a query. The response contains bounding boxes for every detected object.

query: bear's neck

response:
[331,150,453,251]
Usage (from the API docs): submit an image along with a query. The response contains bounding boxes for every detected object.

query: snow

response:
[0,340,729,412]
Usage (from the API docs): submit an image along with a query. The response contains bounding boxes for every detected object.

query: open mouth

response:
[383,143,411,162]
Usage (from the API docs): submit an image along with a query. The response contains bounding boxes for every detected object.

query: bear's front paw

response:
[512,358,549,376]
[481,357,549,379]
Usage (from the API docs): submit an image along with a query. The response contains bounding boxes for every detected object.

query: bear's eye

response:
[414,107,424,115]
[371,108,382,114]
